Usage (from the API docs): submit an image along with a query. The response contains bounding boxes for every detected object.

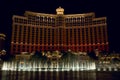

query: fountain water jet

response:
[1,60,96,71]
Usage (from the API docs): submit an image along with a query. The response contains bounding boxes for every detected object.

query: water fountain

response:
[1,60,96,71]
[1,51,97,71]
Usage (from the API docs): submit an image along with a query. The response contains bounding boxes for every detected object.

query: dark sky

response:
[0,0,120,52]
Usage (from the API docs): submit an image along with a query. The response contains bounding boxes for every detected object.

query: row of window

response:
[12,25,107,44]
[18,14,94,22]
[12,44,108,52]
[14,15,105,26]
[13,37,106,44]
[93,19,106,25]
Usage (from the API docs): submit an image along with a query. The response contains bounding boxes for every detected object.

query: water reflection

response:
[1,71,120,80]
[0,71,96,80]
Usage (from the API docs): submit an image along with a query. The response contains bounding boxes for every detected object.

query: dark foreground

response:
[0,71,120,80]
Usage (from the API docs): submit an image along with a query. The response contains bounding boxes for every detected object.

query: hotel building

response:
[11,7,108,54]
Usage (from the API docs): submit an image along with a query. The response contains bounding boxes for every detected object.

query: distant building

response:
[11,7,108,54]
[0,33,6,51]
[15,52,32,60]
[46,51,62,61]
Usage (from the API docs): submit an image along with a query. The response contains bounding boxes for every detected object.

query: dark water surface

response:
[0,71,120,80]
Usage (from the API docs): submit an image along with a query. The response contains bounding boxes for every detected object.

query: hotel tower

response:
[11,7,108,54]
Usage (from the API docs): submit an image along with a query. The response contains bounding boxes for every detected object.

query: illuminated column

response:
[38,27,40,51]
[42,28,44,51]
[60,28,63,51]
[63,28,66,51]
[84,28,87,51]
[38,17,40,51]
[96,26,99,43]
[62,28,64,51]
[68,29,70,50]
[21,26,24,43]
[42,17,45,51]
[16,25,19,43]
[51,29,54,51]
[55,28,58,50]
[33,26,36,51]
[88,27,91,52]
[46,17,48,51]
[78,28,80,51]
[96,26,100,50]
[72,27,74,51]
[16,25,19,53]
[79,17,82,51]
[105,25,109,51]
[46,28,48,51]
[101,26,104,43]
[54,28,56,50]
[29,26,32,52]
[22,26,25,52]
[92,27,95,50]
[40,28,42,51]
[50,28,52,50]
[57,28,60,51]
[31,27,34,52]
[25,26,28,52]
[61,28,63,51]
[62,16,65,51]
[76,28,79,51]
[20,25,24,52]
[80,28,83,51]
[98,27,101,51]
[100,26,104,50]
[104,26,108,43]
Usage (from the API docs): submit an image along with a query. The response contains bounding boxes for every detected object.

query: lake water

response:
[0,71,120,80]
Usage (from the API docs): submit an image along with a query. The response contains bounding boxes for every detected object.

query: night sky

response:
[0,0,120,52]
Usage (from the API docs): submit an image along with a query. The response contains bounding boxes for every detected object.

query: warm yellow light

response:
[56,6,64,15]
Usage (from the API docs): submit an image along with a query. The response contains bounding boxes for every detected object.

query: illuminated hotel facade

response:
[11,7,108,54]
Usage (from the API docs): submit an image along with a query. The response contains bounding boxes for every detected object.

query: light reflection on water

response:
[0,71,120,80]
